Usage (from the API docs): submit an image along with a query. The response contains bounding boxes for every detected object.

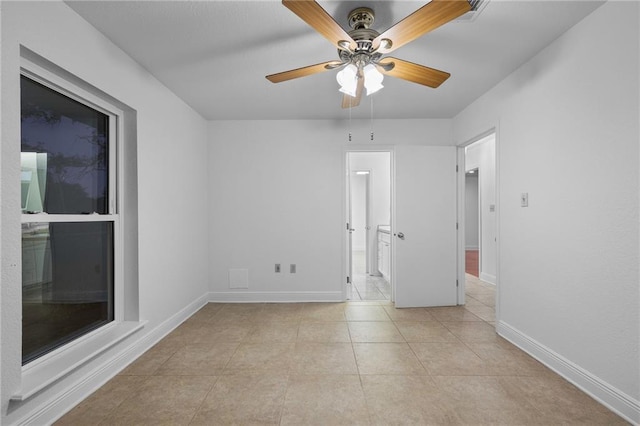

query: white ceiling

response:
[66,0,604,120]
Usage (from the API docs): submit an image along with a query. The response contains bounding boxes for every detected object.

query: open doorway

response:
[460,132,497,319]
[465,168,480,277]
[465,134,496,286]
[346,151,391,301]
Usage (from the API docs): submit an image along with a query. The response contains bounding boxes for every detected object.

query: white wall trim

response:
[497,321,640,425]
[209,291,344,303]
[465,245,479,250]
[479,272,496,285]
[18,293,209,426]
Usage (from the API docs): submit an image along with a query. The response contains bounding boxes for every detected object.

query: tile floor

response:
[350,250,391,301]
[55,275,628,425]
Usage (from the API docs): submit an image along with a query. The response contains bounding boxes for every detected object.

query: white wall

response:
[466,136,497,283]
[208,119,452,301]
[464,175,479,249]
[453,2,639,421]
[1,2,209,424]
[349,152,391,273]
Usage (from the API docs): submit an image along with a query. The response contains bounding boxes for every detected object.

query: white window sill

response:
[12,320,146,401]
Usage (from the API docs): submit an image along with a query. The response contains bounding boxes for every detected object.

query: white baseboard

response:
[465,246,479,250]
[19,293,209,426]
[479,272,496,285]
[497,321,640,425]
[209,291,344,303]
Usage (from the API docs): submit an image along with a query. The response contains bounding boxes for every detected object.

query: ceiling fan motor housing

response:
[339,8,382,66]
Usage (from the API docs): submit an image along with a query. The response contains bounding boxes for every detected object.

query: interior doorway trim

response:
[456,127,500,319]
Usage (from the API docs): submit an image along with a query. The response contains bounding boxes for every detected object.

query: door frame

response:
[456,127,500,318]
[343,146,394,302]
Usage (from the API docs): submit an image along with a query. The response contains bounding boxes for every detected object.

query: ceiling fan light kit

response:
[266,0,472,108]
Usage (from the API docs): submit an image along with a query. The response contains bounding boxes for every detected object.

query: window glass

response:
[22,222,114,364]
[20,76,109,214]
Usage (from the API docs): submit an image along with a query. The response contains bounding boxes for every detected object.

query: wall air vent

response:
[456,0,489,22]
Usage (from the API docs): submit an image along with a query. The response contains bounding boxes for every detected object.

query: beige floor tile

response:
[433,375,540,425]
[441,321,499,342]
[225,342,295,372]
[194,323,255,343]
[347,300,384,306]
[105,375,217,425]
[218,303,266,315]
[300,303,347,322]
[345,305,391,321]
[472,293,496,307]
[297,321,351,342]
[54,375,148,425]
[465,287,495,298]
[427,306,483,322]
[463,304,496,322]
[409,342,492,376]
[165,321,208,344]
[462,296,485,307]
[353,343,427,375]
[172,321,254,345]
[361,375,461,425]
[291,342,358,374]
[281,375,369,426]
[395,321,459,343]
[190,372,288,425]
[254,303,303,322]
[118,341,180,376]
[57,299,628,426]
[246,322,299,342]
[209,311,263,325]
[348,321,405,342]
[383,306,436,321]
[155,343,239,375]
[499,375,629,425]
[465,341,548,376]
[184,303,225,324]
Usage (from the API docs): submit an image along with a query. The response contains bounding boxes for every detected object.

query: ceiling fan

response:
[266,0,471,108]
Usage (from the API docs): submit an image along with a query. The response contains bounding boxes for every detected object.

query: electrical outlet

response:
[290,264,296,273]
[275,264,281,273]
[521,193,529,207]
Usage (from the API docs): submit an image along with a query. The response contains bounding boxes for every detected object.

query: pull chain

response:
[370,95,374,141]
[348,95,352,142]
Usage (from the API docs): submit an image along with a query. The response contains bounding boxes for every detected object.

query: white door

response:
[394,146,458,308]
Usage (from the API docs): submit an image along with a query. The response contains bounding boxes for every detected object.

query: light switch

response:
[521,193,529,207]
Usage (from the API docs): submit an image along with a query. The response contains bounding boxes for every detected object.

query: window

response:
[20,74,118,365]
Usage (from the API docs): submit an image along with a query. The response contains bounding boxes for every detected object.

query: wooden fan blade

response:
[283,0,355,50]
[341,75,364,108]
[378,57,450,88]
[373,0,471,54]
[266,60,343,83]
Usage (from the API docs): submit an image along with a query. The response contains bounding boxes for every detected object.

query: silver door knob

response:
[397,232,405,240]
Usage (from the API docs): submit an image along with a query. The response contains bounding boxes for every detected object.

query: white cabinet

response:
[377,228,390,282]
